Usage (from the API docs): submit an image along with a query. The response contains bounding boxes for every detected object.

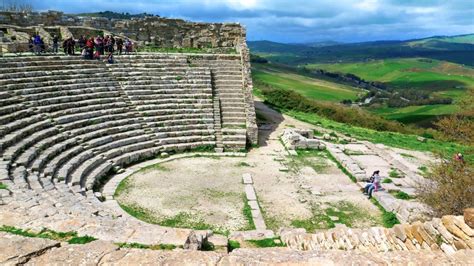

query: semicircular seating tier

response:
[0,54,248,192]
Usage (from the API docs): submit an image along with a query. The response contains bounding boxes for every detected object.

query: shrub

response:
[228,240,240,252]
[416,157,474,216]
[257,82,411,134]
[382,178,392,183]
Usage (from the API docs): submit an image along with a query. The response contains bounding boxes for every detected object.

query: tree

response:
[435,88,474,145]
[417,157,473,216]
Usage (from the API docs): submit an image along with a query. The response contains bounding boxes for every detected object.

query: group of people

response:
[28,34,134,60]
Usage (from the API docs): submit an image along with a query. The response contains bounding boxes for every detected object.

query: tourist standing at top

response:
[78,35,86,50]
[116,38,123,55]
[52,35,59,54]
[33,34,42,55]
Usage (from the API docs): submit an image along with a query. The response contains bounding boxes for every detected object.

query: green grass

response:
[370,198,400,228]
[371,104,459,124]
[247,237,286,248]
[286,110,472,162]
[325,150,357,182]
[228,240,241,252]
[236,162,252,167]
[390,191,414,200]
[382,178,393,183]
[0,182,7,190]
[389,169,401,178]
[242,196,256,231]
[306,58,473,124]
[287,149,328,174]
[117,242,177,250]
[291,201,379,232]
[0,225,96,244]
[306,58,474,94]
[252,63,362,103]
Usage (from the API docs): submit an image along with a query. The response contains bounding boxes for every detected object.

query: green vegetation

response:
[139,164,169,174]
[249,34,474,66]
[253,63,362,102]
[291,201,379,232]
[389,169,401,178]
[0,225,96,244]
[370,198,400,228]
[286,111,472,162]
[242,196,256,231]
[325,151,356,183]
[287,149,328,173]
[390,191,413,200]
[236,161,252,167]
[382,178,393,184]
[117,242,177,250]
[0,182,7,190]
[228,240,241,252]
[247,237,286,248]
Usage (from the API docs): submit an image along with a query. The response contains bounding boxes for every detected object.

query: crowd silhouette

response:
[29,34,134,60]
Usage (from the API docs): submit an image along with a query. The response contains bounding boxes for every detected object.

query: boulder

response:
[464,208,474,228]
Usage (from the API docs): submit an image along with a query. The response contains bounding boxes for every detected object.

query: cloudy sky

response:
[20,0,474,43]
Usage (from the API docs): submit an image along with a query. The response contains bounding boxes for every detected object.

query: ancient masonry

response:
[0,12,473,264]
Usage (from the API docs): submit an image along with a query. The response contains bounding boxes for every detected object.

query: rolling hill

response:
[248,34,474,66]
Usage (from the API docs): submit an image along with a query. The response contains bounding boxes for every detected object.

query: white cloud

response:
[222,0,259,10]
[355,0,380,12]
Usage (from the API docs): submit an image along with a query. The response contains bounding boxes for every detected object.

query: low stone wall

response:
[280,213,474,255]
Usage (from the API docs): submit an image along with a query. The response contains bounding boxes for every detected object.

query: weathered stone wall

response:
[236,36,258,145]
[0,11,243,48]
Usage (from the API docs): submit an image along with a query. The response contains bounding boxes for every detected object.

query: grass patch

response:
[68,235,97,244]
[400,153,415,158]
[418,166,429,176]
[390,191,414,200]
[286,110,472,163]
[0,182,7,190]
[389,169,401,178]
[228,240,241,252]
[370,198,400,228]
[242,196,256,231]
[247,237,286,248]
[236,162,252,167]
[118,203,230,236]
[139,164,169,174]
[0,225,96,244]
[291,201,378,232]
[117,242,177,250]
[287,149,328,174]
[382,178,393,183]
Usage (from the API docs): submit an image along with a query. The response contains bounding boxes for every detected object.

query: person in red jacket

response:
[85,37,94,59]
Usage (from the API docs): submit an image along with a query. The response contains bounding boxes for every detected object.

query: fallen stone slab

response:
[229,230,275,241]
[0,232,60,265]
[242,173,253,184]
[248,200,259,210]
[244,184,257,201]
[26,240,119,265]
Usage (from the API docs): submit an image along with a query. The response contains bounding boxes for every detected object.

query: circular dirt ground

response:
[115,99,392,233]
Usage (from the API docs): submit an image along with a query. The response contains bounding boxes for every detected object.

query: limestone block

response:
[242,173,253,184]
[244,185,257,201]
[464,208,474,229]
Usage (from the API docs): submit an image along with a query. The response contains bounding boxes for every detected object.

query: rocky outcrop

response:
[281,128,325,150]
[0,11,244,49]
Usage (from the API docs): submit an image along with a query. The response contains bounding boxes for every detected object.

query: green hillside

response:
[307,58,474,95]
[252,64,363,102]
[249,34,474,66]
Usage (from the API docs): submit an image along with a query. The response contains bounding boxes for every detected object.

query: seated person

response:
[364,170,381,199]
